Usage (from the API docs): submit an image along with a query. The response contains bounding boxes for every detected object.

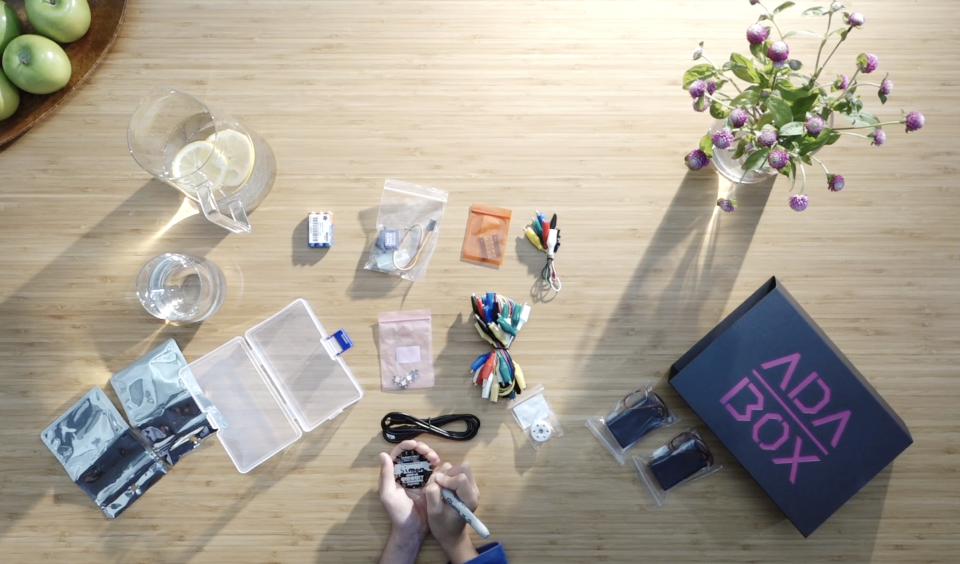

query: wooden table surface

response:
[1,1,957,562]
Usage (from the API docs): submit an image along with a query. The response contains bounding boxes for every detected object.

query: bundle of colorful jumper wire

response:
[468,292,531,402]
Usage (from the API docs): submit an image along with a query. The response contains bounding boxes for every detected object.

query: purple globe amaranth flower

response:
[750,0,760,5]
[859,53,879,74]
[768,149,790,170]
[905,111,925,132]
[758,129,778,147]
[706,80,717,95]
[880,78,893,96]
[830,2,843,11]
[685,149,710,170]
[835,73,849,90]
[767,41,790,63]
[693,46,703,60]
[872,129,886,146]
[848,12,865,27]
[712,128,735,150]
[789,194,809,212]
[717,198,736,212]
[805,116,825,136]
[689,79,707,98]
[828,174,845,192]
[747,23,769,45]
[729,108,749,128]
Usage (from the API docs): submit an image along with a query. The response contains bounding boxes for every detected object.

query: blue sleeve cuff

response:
[461,542,508,564]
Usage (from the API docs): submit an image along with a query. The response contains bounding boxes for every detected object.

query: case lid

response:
[181,299,363,473]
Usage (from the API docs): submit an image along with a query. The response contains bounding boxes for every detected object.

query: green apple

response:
[2,34,71,94]
[25,0,90,44]
[0,67,19,120]
[1,2,23,54]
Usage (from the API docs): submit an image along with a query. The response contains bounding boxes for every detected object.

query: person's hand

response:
[378,440,440,539]
[424,462,481,564]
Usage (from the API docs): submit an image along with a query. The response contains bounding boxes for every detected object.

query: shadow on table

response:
[0,179,235,542]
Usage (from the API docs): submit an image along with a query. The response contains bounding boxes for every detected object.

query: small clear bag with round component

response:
[364,179,448,282]
[508,384,563,450]
[585,383,679,465]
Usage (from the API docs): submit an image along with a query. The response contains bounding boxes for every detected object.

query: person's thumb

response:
[424,481,443,516]
[378,452,394,492]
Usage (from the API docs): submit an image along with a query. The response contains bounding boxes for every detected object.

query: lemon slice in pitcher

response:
[171,140,219,190]
[206,129,255,187]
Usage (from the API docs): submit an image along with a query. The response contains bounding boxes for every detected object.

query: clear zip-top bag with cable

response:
[364,179,448,282]
[586,383,679,464]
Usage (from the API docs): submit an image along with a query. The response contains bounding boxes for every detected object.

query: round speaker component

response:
[530,420,553,443]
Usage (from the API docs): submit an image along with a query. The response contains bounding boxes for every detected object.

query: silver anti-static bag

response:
[41,387,168,518]
[110,339,216,465]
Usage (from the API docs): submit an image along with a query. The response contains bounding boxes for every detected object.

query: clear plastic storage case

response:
[180,299,363,473]
[586,385,679,465]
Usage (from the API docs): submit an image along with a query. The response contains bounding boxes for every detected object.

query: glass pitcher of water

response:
[127,86,277,234]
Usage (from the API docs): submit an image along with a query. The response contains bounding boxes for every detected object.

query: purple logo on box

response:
[719,353,851,485]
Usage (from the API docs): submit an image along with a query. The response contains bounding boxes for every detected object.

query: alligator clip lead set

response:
[524,211,562,293]
[468,293,531,402]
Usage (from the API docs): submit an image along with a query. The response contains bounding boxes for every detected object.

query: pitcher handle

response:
[196,184,252,234]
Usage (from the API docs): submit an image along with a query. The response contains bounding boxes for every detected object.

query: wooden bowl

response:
[0,0,127,149]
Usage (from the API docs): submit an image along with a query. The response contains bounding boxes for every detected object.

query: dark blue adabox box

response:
[669,277,912,537]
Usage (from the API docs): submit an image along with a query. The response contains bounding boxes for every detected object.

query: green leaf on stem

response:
[777,81,811,102]
[792,92,820,121]
[743,149,771,171]
[758,13,770,21]
[855,53,869,71]
[710,101,730,119]
[800,128,834,153]
[779,121,806,136]
[732,88,762,107]
[787,160,797,188]
[825,130,841,145]
[802,6,826,17]
[783,29,823,39]
[766,96,793,127]
[683,64,715,89]
[773,1,796,14]
[699,133,714,158]
[733,138,748,159]
[841,109,880,128]
[749,43,766,61]
[730,53,753,68]
[755,111,775,130]
[732,65,761,84]
[878,91,888,105]
[800,154,813,165]
[721,61,736,72]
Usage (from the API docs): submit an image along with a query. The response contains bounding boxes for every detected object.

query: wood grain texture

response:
[0,0,128,148]
[0,1,957,563]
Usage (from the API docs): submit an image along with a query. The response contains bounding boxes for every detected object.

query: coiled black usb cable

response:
[381,412,481,443]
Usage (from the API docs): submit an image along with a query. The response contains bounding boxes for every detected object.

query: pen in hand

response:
[441,487,490,539]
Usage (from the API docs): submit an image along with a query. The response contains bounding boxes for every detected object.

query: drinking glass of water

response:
[136,253,226,323]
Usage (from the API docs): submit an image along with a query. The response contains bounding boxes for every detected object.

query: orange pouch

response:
[461,204,512,267]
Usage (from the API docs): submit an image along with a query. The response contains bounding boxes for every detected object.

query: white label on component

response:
[396,346,422,364]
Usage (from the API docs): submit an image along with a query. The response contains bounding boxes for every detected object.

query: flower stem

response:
[813,12,833,73]
[836,131,870,140]
[758,2,785,40]
[810,26,852,85]
[799,163,807,193]
[704,94,737,112]
[810,155,830,176]
[833,120,901,131]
